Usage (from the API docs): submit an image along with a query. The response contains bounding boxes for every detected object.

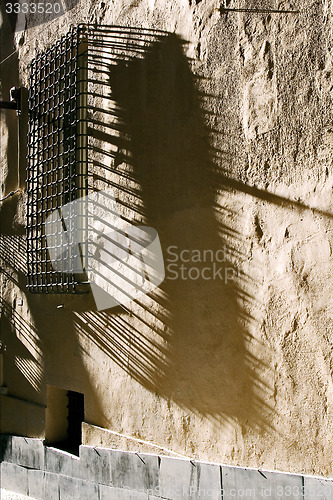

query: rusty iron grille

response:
[27,26,88,293]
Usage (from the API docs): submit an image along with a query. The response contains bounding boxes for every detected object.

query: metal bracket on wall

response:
[0,87,21,115]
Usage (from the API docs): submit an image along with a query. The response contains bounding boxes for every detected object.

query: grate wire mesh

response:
[26,24,165,294]
[27,26,88,293]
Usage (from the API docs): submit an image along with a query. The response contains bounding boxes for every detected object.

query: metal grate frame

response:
[26,24,166,294]
[27,26,88,293]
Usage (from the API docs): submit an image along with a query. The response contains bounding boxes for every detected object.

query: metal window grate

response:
[27,26,88,293]
[26,24,165,294]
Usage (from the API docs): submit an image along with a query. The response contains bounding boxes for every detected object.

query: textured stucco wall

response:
[1,0,333,477]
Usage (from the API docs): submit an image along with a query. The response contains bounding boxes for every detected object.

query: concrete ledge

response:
[79,445,112,485]
[303,476,333,500]
[43,471,60,500]
[99,485,148,500]
[222,466,303,499]
[192,462,221,500]
[0,489,36,500]
[1,434,333,500]
[82,422,180,457]
[158,456,194,499]
[58,475,99,500]
[27,469,60,500]
[0,434,12,462]
[27,469,46,500]
[11,437,44,469]
[0,462,29,497]
[44,447,80,477]
[110,450,159,490]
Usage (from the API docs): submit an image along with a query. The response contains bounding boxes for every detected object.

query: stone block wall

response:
[1,435,333,499]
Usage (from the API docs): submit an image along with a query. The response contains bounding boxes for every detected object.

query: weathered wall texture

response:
[1,0,333,477]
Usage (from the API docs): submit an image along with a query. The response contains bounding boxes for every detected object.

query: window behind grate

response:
[27,26,88,293]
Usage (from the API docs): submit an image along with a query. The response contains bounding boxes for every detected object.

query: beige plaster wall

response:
[1,0,333,477]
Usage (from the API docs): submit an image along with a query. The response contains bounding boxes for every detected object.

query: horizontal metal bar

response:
[0,101,17,110]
